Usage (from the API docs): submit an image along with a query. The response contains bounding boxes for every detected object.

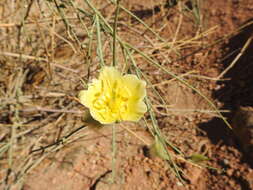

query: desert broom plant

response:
[79,0,231,183]
[78,0,188,183]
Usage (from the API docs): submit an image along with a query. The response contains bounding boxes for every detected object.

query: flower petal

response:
[99,67,122,87]
[122,100,147,121]
[90,109,117,124]
[122,74,146,100]
[78,90,89,107]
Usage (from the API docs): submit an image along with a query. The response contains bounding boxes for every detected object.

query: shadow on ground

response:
[130,0,178,22]
[199,19,253,167]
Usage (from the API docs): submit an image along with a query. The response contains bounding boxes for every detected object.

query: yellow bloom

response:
[79,66,147,124]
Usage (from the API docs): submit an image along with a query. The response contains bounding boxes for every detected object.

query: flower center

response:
[92,82,130,121]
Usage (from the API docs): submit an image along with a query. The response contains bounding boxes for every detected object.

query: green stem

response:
[112,0,120,66]
[111,123,117,183]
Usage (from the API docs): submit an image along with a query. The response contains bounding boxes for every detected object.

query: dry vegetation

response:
[0,0,253,189]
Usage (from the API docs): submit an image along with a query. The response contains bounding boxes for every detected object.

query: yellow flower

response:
[79,66,147,124]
